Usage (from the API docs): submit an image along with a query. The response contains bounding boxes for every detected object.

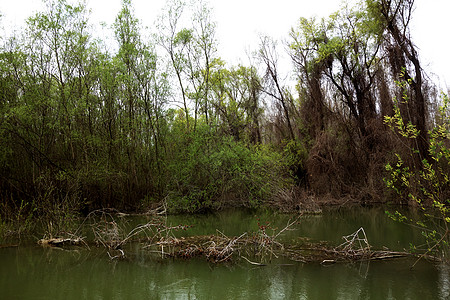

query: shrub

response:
[165,124,291,212]
[384,76,450,258]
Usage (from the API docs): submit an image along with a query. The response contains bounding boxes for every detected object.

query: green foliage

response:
[283,140,308,184]
[174,28,194,46]
[165,119,290,212]
[0,0,439,244]
[384,76,450,258]
[384,75,420,139]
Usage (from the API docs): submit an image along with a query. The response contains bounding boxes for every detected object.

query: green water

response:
[1,207,449,299]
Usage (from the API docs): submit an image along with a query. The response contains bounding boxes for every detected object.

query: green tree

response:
[290,3,385,144]
[208,60,263,143]
[112,0,171,201]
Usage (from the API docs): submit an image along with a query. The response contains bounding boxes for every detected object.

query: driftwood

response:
[38,237,84,247]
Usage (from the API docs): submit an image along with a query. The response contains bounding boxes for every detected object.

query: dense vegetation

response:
[0,0,448,241]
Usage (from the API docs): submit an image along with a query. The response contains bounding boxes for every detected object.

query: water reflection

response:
[1,248,446,299]
[438,263,450,299]
[0,207,447,299]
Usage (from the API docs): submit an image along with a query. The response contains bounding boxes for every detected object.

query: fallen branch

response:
[35,213,423,265]
[241,256,267,266]
[38,237,85,248]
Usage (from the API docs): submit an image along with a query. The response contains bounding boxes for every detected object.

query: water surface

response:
[1,207,448,299]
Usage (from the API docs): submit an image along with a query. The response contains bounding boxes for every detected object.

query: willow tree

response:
[288,1,399,197]
[0,0,103,221]
[1,0,97,177]
[291,3,387,146]
[368,0,429,161]
[156,0,218,133]
[236,64,263,144]
[113,0,142,191]
[289,17,328,141]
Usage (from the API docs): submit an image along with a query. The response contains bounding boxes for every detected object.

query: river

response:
[1,206,449,299]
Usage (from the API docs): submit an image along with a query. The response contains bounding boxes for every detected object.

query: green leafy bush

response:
[384,76,450,258]
[165,122,290,212]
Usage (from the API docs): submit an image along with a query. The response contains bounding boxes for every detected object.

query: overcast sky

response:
[1,0,449,88]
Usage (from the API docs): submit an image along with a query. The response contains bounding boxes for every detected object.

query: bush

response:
[384,77,450,258]
[165,124,291,212]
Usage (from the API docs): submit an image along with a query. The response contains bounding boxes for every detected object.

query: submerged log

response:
[38,238,84,248]
[0,244,18,249]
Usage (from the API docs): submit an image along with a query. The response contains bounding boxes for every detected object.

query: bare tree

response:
[374,0,429,160]
[258,36,295,140]
[156,0,191,130]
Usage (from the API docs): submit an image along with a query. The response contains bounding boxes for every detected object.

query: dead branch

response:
[38,237,85,248]
[36,212,421,265]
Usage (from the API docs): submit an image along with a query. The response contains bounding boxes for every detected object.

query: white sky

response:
[1,0,449,89]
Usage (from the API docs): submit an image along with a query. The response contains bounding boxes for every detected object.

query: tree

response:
[368,0,429,161]
[258,36,295,140]
[289,17,328,141]
[190,0,217,129]
[288,1,403,197]
[385,77,450,259]
[113,0,171,199]
[17,0,93,168]
[208,60,263,143]
[291,3,386,146]
[156,0,191,130]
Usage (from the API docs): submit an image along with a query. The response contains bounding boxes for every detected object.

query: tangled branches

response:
[147,216,300,264]
[85,209,190,259]
[315,227,410,264]
[333,227,371,260]
[153,231,249,263]
[38,209,190,260]
[37,211,414,265]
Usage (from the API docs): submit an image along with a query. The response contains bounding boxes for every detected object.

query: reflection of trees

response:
[438,264,450,299]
